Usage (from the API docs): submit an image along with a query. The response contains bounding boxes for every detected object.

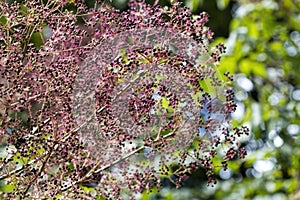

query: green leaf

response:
[239,59,266,77]
[37,147,45,155]
[161,97,169,109]
[19,4,29,14]
[141,188,158,200]
[0,184,15,193]
[247,22,259,39]
[29,32,43,48]
[0,16,7,25]
[186,0,203,12]
[218,56,237,74]
[82,185,96,193]
[217,0,230,10]
[252,63,266,78]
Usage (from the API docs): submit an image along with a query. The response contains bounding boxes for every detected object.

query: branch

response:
[0,159,35,181]
[58,124,180,194]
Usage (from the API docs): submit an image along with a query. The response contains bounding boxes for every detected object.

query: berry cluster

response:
[0,0,248,199]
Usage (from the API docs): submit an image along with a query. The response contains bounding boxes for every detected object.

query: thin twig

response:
[58,124,180,193]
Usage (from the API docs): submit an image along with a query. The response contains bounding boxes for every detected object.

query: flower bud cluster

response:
[0,0,248,198]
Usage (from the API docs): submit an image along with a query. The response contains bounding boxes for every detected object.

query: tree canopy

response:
[1,0,300,199]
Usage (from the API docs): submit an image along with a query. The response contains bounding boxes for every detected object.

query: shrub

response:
[0,0,248,199]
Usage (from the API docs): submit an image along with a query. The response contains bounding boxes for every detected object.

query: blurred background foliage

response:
[1,0,299,199]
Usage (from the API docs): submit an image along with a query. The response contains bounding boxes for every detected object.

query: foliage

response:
[0,0,248,199]
[212,0,300,199]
